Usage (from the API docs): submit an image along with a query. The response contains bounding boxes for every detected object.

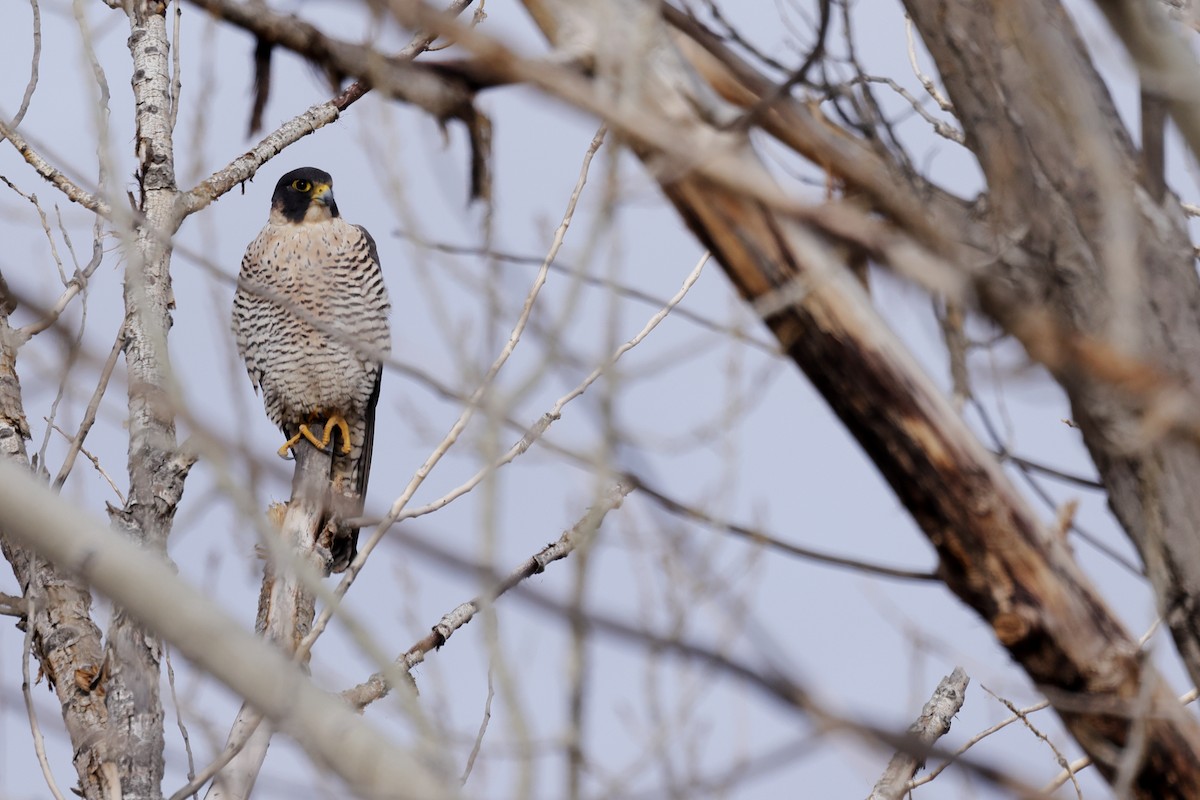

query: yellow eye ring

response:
[291,179,312,192]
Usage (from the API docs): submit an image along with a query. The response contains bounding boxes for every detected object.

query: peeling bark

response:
[905,0,1200,700]
[107,3,187,798]
[0,278,111,799]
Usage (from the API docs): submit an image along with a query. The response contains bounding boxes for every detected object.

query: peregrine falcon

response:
[232,167,391,572]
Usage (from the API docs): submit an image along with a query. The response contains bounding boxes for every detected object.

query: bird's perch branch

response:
[205,436,333,800]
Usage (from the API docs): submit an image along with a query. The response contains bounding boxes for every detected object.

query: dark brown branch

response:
[905,0,1200,728]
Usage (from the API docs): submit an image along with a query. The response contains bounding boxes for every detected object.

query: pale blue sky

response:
[0,2,1178,798]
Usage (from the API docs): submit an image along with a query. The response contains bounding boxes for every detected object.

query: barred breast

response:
[232,216,391,435]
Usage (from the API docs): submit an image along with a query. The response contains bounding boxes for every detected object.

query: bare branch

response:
[869,667,970,800]
[22,593,70,800]
[51,326,125,493]
[10,0,42,128]
[342,481,633,710]
[1093,0,1200,169]
[518,2,1200,794]
[181,0,480,215]
[0,458,458,800]
[0,117,109,215]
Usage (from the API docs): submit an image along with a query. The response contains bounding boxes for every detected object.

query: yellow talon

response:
[277,433,302,458]
[277,413,353,457]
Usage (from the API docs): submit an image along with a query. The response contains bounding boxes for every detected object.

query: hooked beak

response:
[311,182,334,206]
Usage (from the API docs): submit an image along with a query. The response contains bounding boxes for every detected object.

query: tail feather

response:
[326,372,381,573]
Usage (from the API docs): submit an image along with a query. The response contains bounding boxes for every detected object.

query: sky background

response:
[0,1,1186,798]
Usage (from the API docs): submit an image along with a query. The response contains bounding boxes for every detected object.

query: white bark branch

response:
[107,4,187,795]
[869,667,969,800]
[205,444,333,800]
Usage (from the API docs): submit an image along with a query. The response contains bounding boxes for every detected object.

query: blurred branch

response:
[631,476,937,581]
[1093,0,1200,171]
[0,591,26,617]
[869,667,970,800]
[0,457,458,799]
[10,0,42,128]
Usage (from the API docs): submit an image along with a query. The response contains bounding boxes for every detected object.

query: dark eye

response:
[291,179,312,192]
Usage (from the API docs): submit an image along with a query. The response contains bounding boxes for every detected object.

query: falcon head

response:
[271,167,340,224]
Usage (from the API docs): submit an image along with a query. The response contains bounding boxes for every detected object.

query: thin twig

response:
[983,685,1082,799]
[49,423,125,504]
[52,325,125,493]
[911,697,1050,789]
[395,249,707,525]
[342,482,633,710]
[11,0,42,127]
[846,74,964,143]
[22,594,69,800]
[400,235,781,356]
[460,667,495,785]
[167,712,264,800]
[165,646,199,799]
[904,13,953,112]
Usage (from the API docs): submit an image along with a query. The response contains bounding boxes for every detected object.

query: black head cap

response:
[271,167,339,222]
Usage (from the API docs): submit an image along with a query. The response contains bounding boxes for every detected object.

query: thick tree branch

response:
[517,2,1200,796]
[905,0,1200,710]
[107,4,189,797]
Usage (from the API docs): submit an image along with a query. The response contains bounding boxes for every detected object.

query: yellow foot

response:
[278,413,353,457]
[277,431,303,458]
